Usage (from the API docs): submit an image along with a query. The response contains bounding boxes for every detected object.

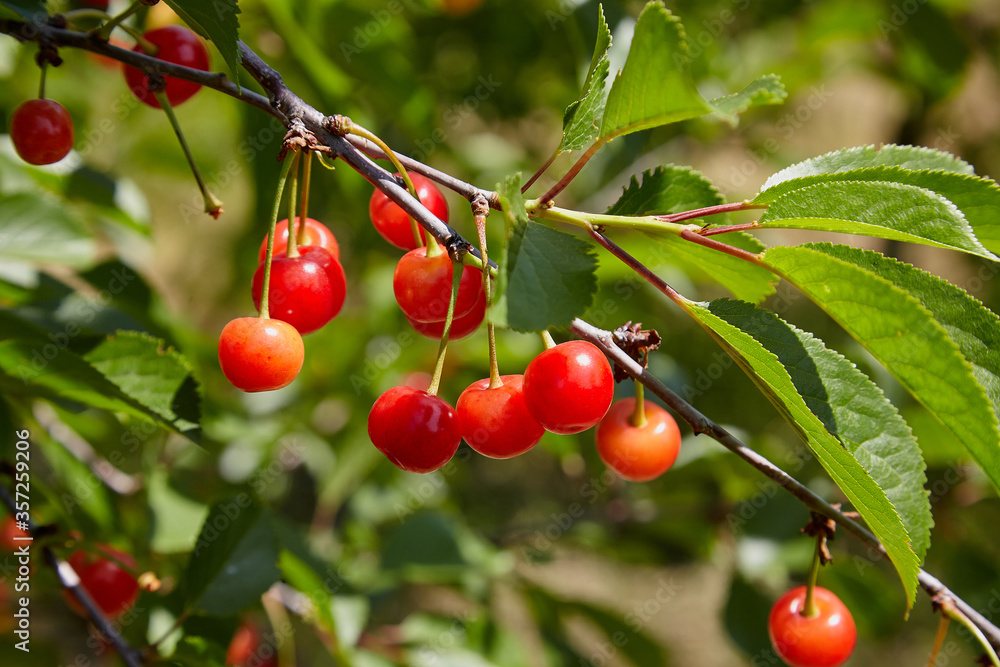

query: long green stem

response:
[629,382,647,428]
[153,90,224,218]
[801,537,823,618]
[540,331,556,350]
[286,151,301,258]
[96,1,144,42]
[297,151,313,245]
[942,602,1000,667]
[530,203,698,235]
[37,63,47,99]
[427,263,464,397]
[259,158,297,320]
[474,211,500,389]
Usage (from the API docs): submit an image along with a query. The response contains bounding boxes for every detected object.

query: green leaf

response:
[0,0,46,21]
[757,181,995,260]
[83,330,201,442]
[0,192,96,267]
[164,0,242,84]
[756,166,1000,257]
[650,233,777,304]
[599,1,711,140]
[709,74,787,126]
[606,165,725,217]
[148,468,209,554]
[759,144,976,194]
[762,244,1000,495]
[278,551,339,639]
[560,4,612,151]
[501,222,598,333]
[684,300,921,606]
[708,298,933,562]
[801,243,1000,484]
[562,599,670,666]
[184,499,281,616]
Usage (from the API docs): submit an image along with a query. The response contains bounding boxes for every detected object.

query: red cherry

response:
[65,545,139,618]
[393,248,482,323]
[258,217,340,263]
[522,341,614,435]
[368,386,461,473]
[768,585,857,667]
[9,99,74,165]
[369,172,449,250]
[595,398,681,481]
[251,247,345,334]
[457,374,545,458]
[0,516,30,551]
[226,620,277,667]
[123,26,210,108]
[406,290,486,340]
[218,317,304,392]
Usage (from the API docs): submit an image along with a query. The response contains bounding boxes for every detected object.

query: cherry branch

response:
[3,15,998,653]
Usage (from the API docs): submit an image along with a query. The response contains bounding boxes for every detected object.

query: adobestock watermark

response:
[409,74,502,164]
[411,610,478,667]
[674,0,754,68]
[339,0,423,63]
[878,0,929,38]
[393,448,473,521]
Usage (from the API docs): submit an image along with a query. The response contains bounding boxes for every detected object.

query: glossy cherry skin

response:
[258,217,340,263]
[369,172,449,250]
[10,99,74,165]
[595,399,681,481]
[768,585,857,667]
[0,516,30,551]
[368,386,461,473]
[457,375,545,458]
[123,26,210,108]
[522,341,614,435]
[407,290,486,340]
[251,247,345,334]
[218,317,304,392]
[65,545,139,618]
[393,248,482,323]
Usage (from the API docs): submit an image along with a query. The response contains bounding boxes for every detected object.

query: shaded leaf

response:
[0,0,46,21]
[684,299,921,606]
[599,1,711,140]
[279,551,340,640]
[709,74,787,126]
[757,181,995,260]
[0,192,96,267]
[606,165,725,217]
[652,232,777,304]
[762,244,1000,495]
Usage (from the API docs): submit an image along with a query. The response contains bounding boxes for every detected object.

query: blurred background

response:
[1,0,1000,664]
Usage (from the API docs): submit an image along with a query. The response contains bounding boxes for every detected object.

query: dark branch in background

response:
[0,480,143,667]
[2,16,998,652]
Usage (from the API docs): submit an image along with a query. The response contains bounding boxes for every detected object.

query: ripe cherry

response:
[457,375,545,458]
[218,317,304,392]
[0,516,30,551]
[258,217,340,263]
[123,26,210,108]
[522,341,614,434]
[406,290,486,340]
[369,172,449,250]
[251,247,346,335]
[226,620,277,667]
[368,386,461,473]
[596,398,681,481]
[9,99,74,165]
[393,247,482,323]
[65,545,139,618]
[768,585,857,667]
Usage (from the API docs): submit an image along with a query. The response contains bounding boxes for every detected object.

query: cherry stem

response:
[939,599,1000,667]
[286,151,301,258]
[925,615,950,667]
[538,138,606,205]
[97,1,145,44]
[656,201,767,225]
[629,382,647,428]
[153,90,224,218]
[259,157,297,320]
[680,228,764,265]
[801,536,823,618]
[428,263,463,397]
[475,208,501,389]
[297,150,313,246]
[37,62,47,99]
[522,148,559,193]
[540,330,556,350]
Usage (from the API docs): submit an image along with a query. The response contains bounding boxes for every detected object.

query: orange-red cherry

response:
[368,386,461,473]
[258,217,340,262]
[596,398,681,481]
[218,317,304,392]
[457,375,545,458]
[123,26,210,108]
[406,290,486,340]
[65,545,139,618]
[251,247,345,335]
[768,585,857,667]
[393,247,483,323]
[369,172,449,250]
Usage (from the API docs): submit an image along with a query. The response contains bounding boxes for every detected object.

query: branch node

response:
[610,322,661,382]
[802,509,838,565]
